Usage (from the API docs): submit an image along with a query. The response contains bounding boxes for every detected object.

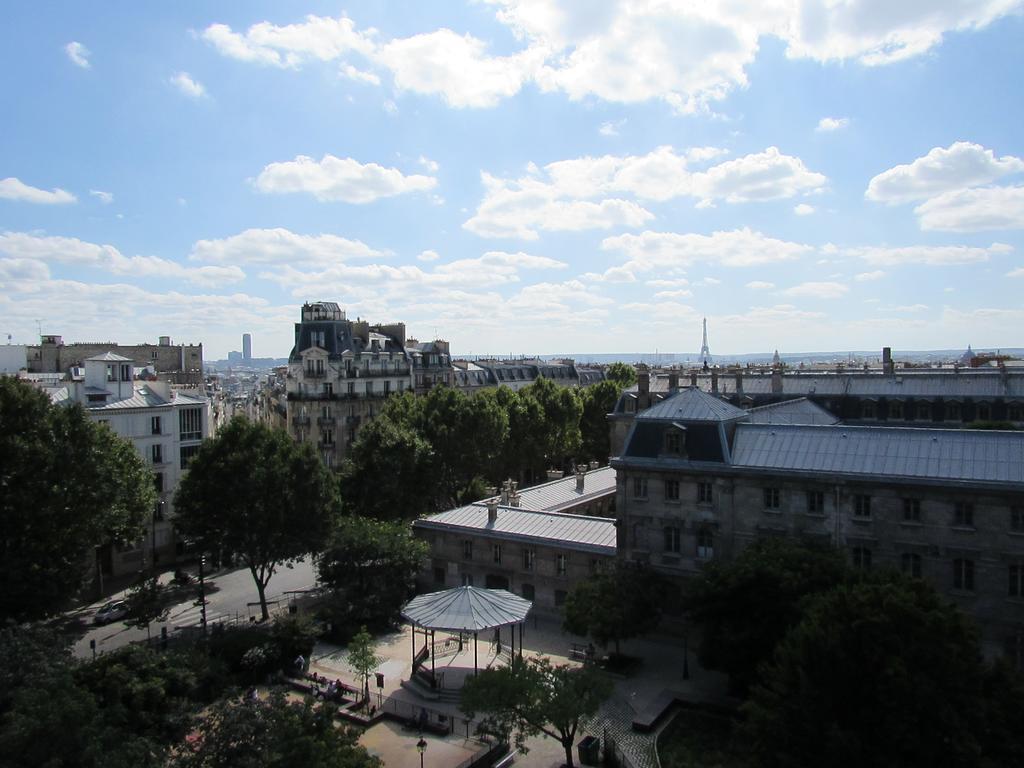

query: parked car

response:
[93,600,129,625]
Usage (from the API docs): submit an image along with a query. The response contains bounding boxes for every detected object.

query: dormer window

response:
[664,424,686,455]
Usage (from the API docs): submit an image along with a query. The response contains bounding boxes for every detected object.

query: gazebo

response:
[401,586,532,688]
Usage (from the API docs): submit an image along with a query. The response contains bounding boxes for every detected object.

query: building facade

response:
[286,302,413,468]
[28,334,204,387]
[612,387,1024,661]
[47,352,211,577]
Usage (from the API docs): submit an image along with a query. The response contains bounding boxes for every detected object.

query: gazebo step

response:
[400,676,440,701]
[437,688,462,703]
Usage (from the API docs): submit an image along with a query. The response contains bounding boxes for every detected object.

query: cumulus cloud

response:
[417,249,440,262]
[254,154,437,203]
[202,15,375,68]
[915,186,1024,232]
[0,177,76,205]
[0,231,245,287]
[65,41,90,69]
[855,270,886,281]
[464,146,823,239]
[866,142,1024,205]
[418,156,440,173]
[794,203,815,215]
[190,228,388,267]
[89,189,114,204]
[170,72,207,99]
[782,281,849,299]
[846,242,1012,265]
[745,280,775,290]
[339,63,380,84]
[601,228,813,274]
[816,117,849,132]
[1008,267,1024,278]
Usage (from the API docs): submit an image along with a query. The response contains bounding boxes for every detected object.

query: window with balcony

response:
[151,444,163,464]
[953,558,975,591]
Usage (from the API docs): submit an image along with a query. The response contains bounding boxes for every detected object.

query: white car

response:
[93,600,129,625]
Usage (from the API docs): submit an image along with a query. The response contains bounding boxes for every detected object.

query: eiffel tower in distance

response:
[699,318,712,368]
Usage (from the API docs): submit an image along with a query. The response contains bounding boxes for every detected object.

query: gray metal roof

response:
[638,387,748,422]
[731,423,1024,484]
[415,504,617,555]
[85,351,134,362]
[401,586,532,631]
[499,466,616,512]
[746,398,839,425]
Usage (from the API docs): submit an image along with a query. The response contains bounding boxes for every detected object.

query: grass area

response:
[656,707,734,768]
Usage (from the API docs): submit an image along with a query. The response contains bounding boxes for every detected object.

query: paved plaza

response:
[307,611,730,768]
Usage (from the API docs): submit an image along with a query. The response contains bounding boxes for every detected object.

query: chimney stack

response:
[667,368,679,391]
[882,346,893,375]
[690,372,698,387]
[637,364,650,396]
[711,369,719,394]
[735,371,744,394]
[576,464,587,493]
[771,369,783,394]
[486,499,498,524]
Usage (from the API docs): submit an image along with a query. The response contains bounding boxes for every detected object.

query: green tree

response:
[339,417,437,520]
[605,362,636,388]
[526,378,583,472]
[739,574,987,768]
[318,516,428,632]
[682,538,849,692]
[174,417,338,621]
[171,690,380,768]
[346,626,382,703]
[578,380,623,464]
[563,566,665,654]
[0,378,153,621]
[125,575,171,640]
[461,655,612,768]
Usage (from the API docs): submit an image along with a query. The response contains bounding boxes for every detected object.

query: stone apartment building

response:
[286,302,413,468]
[612,386,1024,661]
[412,467,617,610]
[45,352,211,577]
[28,333,204,387]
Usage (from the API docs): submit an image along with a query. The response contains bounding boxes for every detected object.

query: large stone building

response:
[286,302,413,468]
[611,386,1024,662]
[412,467,617,610]
[28,334,204,387]
[45,352,211,577]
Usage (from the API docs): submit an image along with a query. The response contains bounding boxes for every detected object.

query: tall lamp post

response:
[417,736,427,768]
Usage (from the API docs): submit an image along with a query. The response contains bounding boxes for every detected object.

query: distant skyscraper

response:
[699,318,712,367]
[242,333,252,361]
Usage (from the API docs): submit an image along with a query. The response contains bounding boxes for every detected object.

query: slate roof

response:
[731,423,1024,485]
[401,586,532,631]
[415,505,617,555]
[746,398,839,425]
[638,387,748,422]
[85,351,133,362]
[496,466,616,512]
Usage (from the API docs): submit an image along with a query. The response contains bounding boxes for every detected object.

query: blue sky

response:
[2,1,1023,360]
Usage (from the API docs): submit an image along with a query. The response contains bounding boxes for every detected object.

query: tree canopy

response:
[682,537,849,692]
[563,566,667,653]
[461,656,612,768]
[0,377,153,621]
[174,416,338,620]
[739,574,993,768]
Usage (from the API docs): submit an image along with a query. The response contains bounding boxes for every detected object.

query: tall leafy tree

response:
[605,362,636,388]
[0,378,152,621]
[174,417,337,621]
[125,575,171,640]
[682,538,849,692]
[170,690,380,768]
[525,377,582,473]
[563,566,666,654]
[318,515,428,631]
[578,380,623,464]
[739,574,988,768]
[461,656,612,768]
[346,627,383,703]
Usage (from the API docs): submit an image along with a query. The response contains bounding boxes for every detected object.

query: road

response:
[72,557,318,659]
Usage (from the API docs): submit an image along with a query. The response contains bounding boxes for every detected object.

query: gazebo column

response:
[430,629,436,685]
[411,624,417,673]
[519,623,523,658]
[474,632,478,675]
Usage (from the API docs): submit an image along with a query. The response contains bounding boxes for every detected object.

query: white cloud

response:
[0,231,245,287]
[190,228,388,267]
[881,304,929,313]
[654,289,693,299]
[417,249,440,262]
[816,117,849,132]
[1007,268,1024,278]
[846,242,1012,265]
[0,177,76,205]
[202,16,375,68]
[254,154,437,203]
[690,147,826,204]
[794,203,815,215]
[170,71,207,99]
[915,186,1024,232]
[599,120,625,137]
[855,270,886,281]
[866,142,1024,205]
[89,189,114,204]
[418,155,440,173]
[65,41,90,69]
[0,258,50,281]
[646,278,689,288]
[745,280,775,290]
[601,228,813,271]
[339,63,380,85]
[782,281,849,299]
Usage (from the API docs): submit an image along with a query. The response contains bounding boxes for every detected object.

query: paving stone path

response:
[584,694,660,768]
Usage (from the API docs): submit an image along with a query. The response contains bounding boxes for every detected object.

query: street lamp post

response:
[417,736,427,768]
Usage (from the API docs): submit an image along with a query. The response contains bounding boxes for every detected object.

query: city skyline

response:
[2,2,1024,360]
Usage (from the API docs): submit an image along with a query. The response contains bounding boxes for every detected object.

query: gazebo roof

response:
[401,586,532,632]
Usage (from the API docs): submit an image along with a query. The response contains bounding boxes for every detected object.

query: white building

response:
[51,352,211,577]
